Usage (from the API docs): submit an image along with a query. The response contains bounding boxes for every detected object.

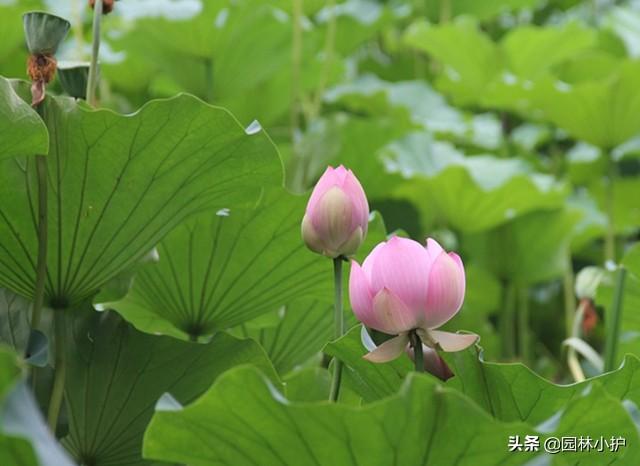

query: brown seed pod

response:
[27,53,57,84]
[89,0,115,14]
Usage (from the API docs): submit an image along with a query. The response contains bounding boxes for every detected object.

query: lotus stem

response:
[500,281,516,359]
[47,309,67,432]
[329,257,344,402]
[604,155,617,265]
[409,330,424,373]
[604,267,627,372]
[30,105,48,336]
[311,0,336,117]
[563,252,576,341]
[517,286,530,363]
[86,0,102,105]
[204,57,213,103]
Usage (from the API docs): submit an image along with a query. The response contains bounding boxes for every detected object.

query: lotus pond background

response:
[1,0,640,464]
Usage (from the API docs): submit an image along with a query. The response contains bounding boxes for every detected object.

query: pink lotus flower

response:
[302,165,369,258]
[349,236,477,362]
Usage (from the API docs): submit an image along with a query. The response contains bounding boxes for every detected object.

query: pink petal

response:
[306,166,341,213]
[361,242,385,281]
[309,187,353,248]
[424,237,445,265]
[370,287,419,334]
[363,334,409,363]
[349,261,375,327]
[428,330,478,352]
[301,213,325,255]
[369,237,431,317]
[423,251,466,328]
[340,168,369,233]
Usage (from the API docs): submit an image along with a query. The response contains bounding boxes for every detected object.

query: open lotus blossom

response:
[349,236,478,363]
[301,165,369,258]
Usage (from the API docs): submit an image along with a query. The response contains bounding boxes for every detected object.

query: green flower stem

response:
[28,103,49,393]
[47,309,67,432]
[86,0,103,105]
[30,105,48,336]
[500,281,516,359]
[329,257,343,402]
[439,0,451,22]
[604,267,627,372]
[604,156,617,264]
[290,0,302,141]
[409,330,424,373]
[517,286,530,364]
[203,57,213,103]
[310,0,336,118]
[563,252,576,341]
[71,0,85,59]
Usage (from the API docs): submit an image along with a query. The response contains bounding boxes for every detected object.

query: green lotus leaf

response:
[382,132,567,233]
[106,188,334,340]
[288,114,409,198]
[0,77,48,161]
[324,75,502,150]
[144,364,541,465]
[403,19,597,110]
[61,310,278,466]
[466,208,582,285]
[420,0,543,22]
[329,327,640,419]
[533,61,640,148]
[587,176,640,236]
[144,362,640,465]
[0,88,281,309]
[103,0,352,126]
[403,18,501,106]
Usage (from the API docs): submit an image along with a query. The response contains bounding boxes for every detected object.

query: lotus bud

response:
[301,165,369,258]
[349,236,477,363]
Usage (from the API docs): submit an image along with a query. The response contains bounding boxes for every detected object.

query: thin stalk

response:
[203,58,213,103]
[409,330,424,373]
[329,257,343,402]
[562,252,576,341]
[310,0,336,117]
[86,0,103,105]
[439,0,451,23]
[30,105,48,335]
[47,309,67,432]
[27,101,49,394]
[604,156,617,264]
[71,0,85,59]
[604,267,627,372]
[30,156,48,333]
[290,0,304,192]
[567,300,586,382]
[517,286,530,363]
[500,281,516,359]
[290,0,302,141]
